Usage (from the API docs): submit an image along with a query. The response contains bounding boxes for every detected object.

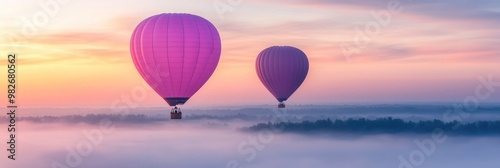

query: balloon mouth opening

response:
[164,97,190,106]
[277,98,287,102]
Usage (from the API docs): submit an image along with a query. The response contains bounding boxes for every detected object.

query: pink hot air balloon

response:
[130,13,221,119]
[256,46,309,108]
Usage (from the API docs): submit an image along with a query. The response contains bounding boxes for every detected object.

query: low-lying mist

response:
[2,118,500,168]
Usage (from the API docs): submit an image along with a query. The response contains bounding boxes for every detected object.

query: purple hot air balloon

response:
[256,46,309,108]
[130,13,221,119]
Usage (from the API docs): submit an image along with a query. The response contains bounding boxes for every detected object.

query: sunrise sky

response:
[1,0,499,108]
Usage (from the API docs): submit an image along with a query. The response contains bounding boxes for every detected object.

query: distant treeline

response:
[246,117,500,135]
[4,114,500,135]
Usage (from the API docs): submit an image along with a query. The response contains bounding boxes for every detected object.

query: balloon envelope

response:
[256,46,309,103]
[130,13,221,106]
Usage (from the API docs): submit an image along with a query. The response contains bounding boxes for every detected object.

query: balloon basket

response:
[170,107,182,119]
[171,112,182,119]
[278,103,286,108]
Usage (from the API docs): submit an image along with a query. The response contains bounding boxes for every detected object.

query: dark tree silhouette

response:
[245,117,500,135]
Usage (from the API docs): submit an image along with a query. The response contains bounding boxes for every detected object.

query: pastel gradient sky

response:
[1,0,499,107]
